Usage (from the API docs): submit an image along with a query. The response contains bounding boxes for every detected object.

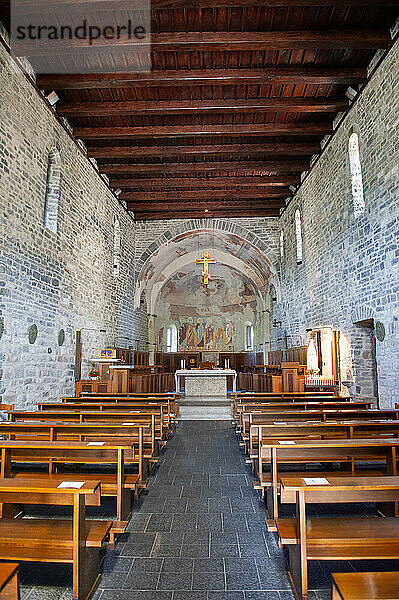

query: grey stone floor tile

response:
[208,592,245,600]
[175,593,207,600]
[192,571,226,590]
[101,592,172,600]
[157,571,193,590]
[245,594,280,600]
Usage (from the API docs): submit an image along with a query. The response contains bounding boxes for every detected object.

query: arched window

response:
[295,209,303,264]
[43,148,61,233]
[113,217,121,278]
[166,324,177,353]
[348,132,365,218]
[280,230,284,259]
[245,322,254,351]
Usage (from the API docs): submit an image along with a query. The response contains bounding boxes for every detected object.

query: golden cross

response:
[196,251,216,285]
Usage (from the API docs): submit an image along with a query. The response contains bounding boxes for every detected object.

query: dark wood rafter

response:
[18,31,390,56]
[75,123,334,140]
[38,67,367,90]
[58,97,348,117]
[100,160,310,175]
[122,189,292,201]
[133,209,282,220]
[88,142,320,159]
[109,176,300,188]
[127,200,286,211]
[4,0,398,13]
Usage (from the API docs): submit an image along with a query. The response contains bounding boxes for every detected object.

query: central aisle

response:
[95,422,300,599]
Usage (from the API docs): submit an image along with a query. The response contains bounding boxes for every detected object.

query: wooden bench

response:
[275,477,399,600]
[7,410,166,448]
[0,563,20,600]
[233,402,370,432]
[0,439,138,542]
[36,401,177,433]
[257,437,399,523]
[250,419,399,465]
[246,412,399,457]
[0,478,112,600]
[0,422,152,481]
[332,571,399,600]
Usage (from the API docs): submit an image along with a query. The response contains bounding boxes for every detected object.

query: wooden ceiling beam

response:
[122,189,290,201]
[128,200,286,211]
[100,160,309,174]
[59,97,347,117]
[75,122,333,140]
[38,66,366,90]
[21,31,390,56]
[133,209,280,220]
[9,0,398,14]
[89,142,319,159]
[109,175,300,187]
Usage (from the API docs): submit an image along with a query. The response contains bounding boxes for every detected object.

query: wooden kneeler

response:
[0,478,112,600]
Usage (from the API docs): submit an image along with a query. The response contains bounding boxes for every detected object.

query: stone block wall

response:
[0,39,137,407]
[279,39,399,407]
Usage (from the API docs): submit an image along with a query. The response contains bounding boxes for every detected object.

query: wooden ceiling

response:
[2,0,399,220]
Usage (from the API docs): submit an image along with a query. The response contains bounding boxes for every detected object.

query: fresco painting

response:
[178,317,235,351]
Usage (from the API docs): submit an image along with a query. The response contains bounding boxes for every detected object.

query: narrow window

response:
[295,209,303,264]
[245,323,254,351]
[43,148,61,233]
[280,230,284,259]
[348,132,365,218]
[113,217,121,278]
[166,324,177,353]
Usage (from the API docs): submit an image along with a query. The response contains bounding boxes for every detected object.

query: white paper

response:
[274,422,287,425]
[57,481,85,489]
[278,440,296,445]
[122,422,138,425]
[130,411,140,413]
[303,478,330,486]
[87,442,106,446]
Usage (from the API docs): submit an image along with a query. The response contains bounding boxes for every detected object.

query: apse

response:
[154,262,264,353]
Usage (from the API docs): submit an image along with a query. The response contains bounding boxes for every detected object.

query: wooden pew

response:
[0,563,20,600]
[233,400,372,425]
[0,422,151,481]
[0,440,138,542]
[259,438,399,524]
[36,402,175,433]
[275,477,399,600]
[0,478,112,600]
[332,572,399,600]
[60,395,180,417]
[246,411,399,457]
[7,410,166,447]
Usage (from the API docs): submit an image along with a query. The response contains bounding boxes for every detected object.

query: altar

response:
[175,369,237,397]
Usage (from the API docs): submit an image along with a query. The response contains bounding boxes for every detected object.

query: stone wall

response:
[0,39,137,407]
[279,39,399,407]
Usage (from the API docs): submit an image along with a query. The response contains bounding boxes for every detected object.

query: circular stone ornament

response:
[375,322,386,342]
[28,324,38,344]
[58,328,65,346]
[0,317,4,340]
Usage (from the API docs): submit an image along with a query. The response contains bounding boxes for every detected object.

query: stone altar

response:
[175,369,237,397]
[175,369,236,419]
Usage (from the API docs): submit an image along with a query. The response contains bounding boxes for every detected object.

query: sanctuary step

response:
[178,401,231,420]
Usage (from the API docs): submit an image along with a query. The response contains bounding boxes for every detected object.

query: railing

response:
[305,375,335,387]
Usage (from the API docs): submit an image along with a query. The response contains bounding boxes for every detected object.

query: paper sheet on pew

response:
[57,481,85,489]
[274,422,287,425]
[278,440,296,444]
[303,478,330,486]
[87,442,106,446]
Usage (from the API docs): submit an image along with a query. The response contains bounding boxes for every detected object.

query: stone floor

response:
[19,421,399,600]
